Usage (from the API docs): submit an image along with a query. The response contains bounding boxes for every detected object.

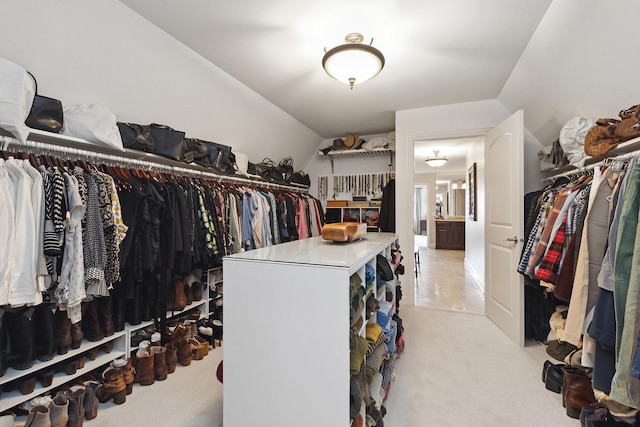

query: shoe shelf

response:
[223,233,398,426]
[0,331,126,413]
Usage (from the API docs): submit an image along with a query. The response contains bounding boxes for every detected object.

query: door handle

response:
[504,236,519,242]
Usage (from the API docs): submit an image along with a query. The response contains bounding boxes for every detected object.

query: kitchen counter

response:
[435,220,465,249]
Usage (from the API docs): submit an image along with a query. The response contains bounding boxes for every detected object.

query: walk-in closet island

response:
[223,232,399,427]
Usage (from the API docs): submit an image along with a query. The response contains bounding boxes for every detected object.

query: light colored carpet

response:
[86,345,223,427]
[384,306,576,427]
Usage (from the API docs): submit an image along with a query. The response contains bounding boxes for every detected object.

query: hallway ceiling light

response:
[424,150,448,168]
[452,179,466,189]
[322,33,385,90]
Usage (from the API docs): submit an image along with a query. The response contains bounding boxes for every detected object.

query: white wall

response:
[465,140,484,288]
[396,99,512,305]
[499,0,640,148]
[1,0,322,167]
[414,174,436,244]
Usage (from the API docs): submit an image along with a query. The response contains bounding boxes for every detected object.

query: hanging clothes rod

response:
[0,132,308,192]
[543,147,640,182]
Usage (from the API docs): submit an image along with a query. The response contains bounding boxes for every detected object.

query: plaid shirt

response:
[524,189,570,277]
[518,189,556,274]
[534,216,568,284]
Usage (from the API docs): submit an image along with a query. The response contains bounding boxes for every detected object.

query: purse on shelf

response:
[25,71,63,133]
[584,103,640,157]
[149,123,186,161]
[117,122,153,152]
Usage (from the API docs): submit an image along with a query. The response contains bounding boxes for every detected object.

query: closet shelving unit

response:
[223,232,398,426]
[0,332,127,413]
[318,148,393,174]
[0,128,308,413]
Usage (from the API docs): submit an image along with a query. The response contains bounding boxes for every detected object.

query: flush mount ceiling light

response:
[424,150,448,168]
[322,33,385,90]
[452,179,467,190]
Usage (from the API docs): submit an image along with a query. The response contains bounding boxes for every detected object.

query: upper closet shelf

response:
[318,148,393,173]
[541,135,640,181]
[0,129,309,192]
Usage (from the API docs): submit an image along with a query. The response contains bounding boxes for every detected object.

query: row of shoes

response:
[2,375,102,427]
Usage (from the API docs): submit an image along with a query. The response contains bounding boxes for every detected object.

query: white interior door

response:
[484,110,525,346]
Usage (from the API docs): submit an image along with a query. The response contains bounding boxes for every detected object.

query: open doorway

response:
[413,137,485,314]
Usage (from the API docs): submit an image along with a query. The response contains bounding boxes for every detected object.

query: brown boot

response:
[167,279,187,311]
[151,346,168,381]
[96,367,126,405]
[561,366,595,419]
[165,343,178,374]
[189,337,207,361]
[177,339,192,366]
[191,281,203,301]
[121,358,135,395]
[134,351,155,386]
[67,387,85,427]
[82,300,104,342]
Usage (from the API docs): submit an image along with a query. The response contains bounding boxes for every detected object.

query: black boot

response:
[0,307,7,376]
[5,307,35,370]
[32,304,56,362]
[82,300,104,342]
[126,279,142,326]
[54,307,72,355]
[112,281,126,332]
[97,294,115,338]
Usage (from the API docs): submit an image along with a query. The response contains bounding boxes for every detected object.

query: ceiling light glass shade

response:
[424,150,448,167]
[451,182,458,189]
[461,182,467,189]
[322,33,385,90]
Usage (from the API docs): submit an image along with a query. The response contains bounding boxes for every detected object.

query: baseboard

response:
[464,259,484,292]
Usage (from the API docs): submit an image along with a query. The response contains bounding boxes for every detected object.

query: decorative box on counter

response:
[327,200,349,207]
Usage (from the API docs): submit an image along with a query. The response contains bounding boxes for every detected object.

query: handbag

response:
[291,171,311,187]
[117,122,153,152]
[184,138,212,166]
[278,157,294,183]
[149,123,186,161]
[25,71,63,133]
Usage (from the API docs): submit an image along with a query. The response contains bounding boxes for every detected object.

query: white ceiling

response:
[117,0,553,139]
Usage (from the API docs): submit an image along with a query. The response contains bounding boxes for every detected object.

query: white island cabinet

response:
[223,233,398,427]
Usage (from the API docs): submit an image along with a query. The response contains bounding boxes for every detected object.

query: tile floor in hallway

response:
[413,235,485,314]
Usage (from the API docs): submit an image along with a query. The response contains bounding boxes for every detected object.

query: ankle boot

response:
[32,304,56,362]
[5,307,35,370]
[25,405,50,427]
[121,358,135,394]
[97,295,115,338]
[177,338,192,366]
[82,300,104,342]
[193,335,209,357]
[562,366,596,419]
[171,322,188,345]
[67,387,85,427]
[82,381,99,421]
[168,279,187,311]
[0,307,7,376]
[54,308,72,355]
[96,367,126,404]
[134,351,155,386]
[165,343,178,374]
[151,346,168,381]
[191,281,203,301]
[50,391,69,427]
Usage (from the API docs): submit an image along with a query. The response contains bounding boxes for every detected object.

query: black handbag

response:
[291,171,310,187]
[25,72,63,133]
[184,138,212,166]
[278,157,294,183]
[117,122,153,152]
[149,123,186,161]
[376,254,394,281]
